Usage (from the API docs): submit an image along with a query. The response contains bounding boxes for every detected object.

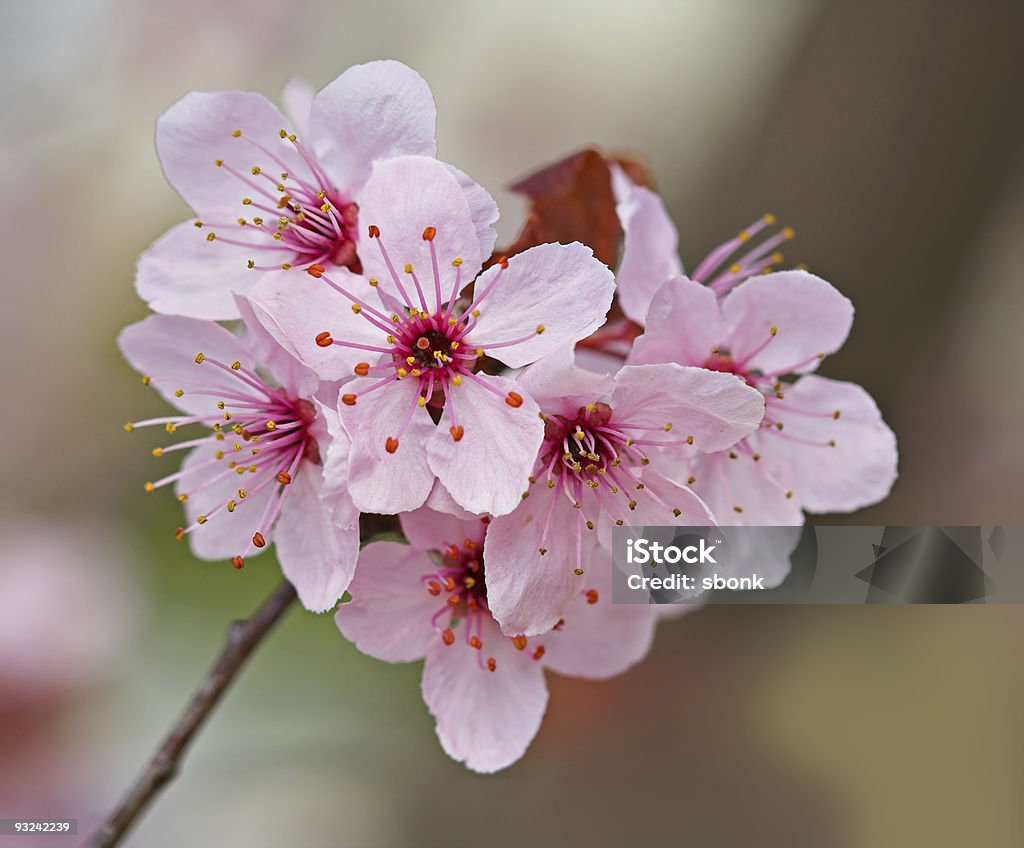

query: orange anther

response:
[276,471,292,485]
[532,646,546,661]
[368,225,380,238]
[441,628,455,646]
[385,437,399,454]
[422,226,436,241]
[341,393,357,406]
[505,392,524,408]
[315,331,333,347]
[487,657,497,671]
[586,589,599,604]
[513,635,527,651]
[307,263,325,278]
[499,255,509,269]
[427,580,442,596]
[447,593,461,607]
[354,362,370,376]
[450,425,464,442]
[231,556,245,569]
[252,532,266,548]
[469,635,482,650]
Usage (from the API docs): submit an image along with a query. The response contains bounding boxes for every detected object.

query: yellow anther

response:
[247,260,255,269]
[475,348,484,357]
[386,334,396,344]
[452,374,462,386]
[214,450,224,460]
[686,435,694,445]
[265,421,277,431]
[144,482,154,492]
[152,447,163,458]
[536,324,545,334]
[397,368,408,378]
[472,309,481,318]
[123,422,134,432]
[165,423,177,433]
[351,304,362,314]
[178,494,188,502]
[206,233,216,242]
[251,166,261,176]
[738,230,750,242]
[242,198,252,205]
[141,375,151,386]
[770,326,778,336]
[231,129,242,137]
[664,423,672,431]
[197,515,208,524]
[452,257,463,267]
[763,213,777,225]
[783,227,795,239]
[368,278,379,287]
[227,500,237,513]
[417,396,426,407]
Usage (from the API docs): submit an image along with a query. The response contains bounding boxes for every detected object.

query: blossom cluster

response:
[121,61,898,772]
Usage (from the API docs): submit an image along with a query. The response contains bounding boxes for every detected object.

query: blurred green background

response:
[1,1,1022,845]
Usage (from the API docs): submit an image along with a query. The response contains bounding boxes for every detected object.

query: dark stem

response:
[84,580,298,848]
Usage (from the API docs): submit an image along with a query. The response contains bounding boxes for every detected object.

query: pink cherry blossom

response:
[337,507,655,773]
[119,299,358,612]
[137,60,441,319]
[480,347,765,636]
[248,155,616,518]
[629,273,898,523]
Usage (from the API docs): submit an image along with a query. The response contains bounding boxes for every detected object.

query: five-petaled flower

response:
[137,60,442,319]
[119,299,358,611]
[628,272,899,523]
[248,155,616,517]
[338,507,656,773]
[481,347,765,636]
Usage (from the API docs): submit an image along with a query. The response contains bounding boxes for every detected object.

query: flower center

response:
[421,521,554,669]
[196,127,361,274]
[310,225,540,454]
[126,353,318,569]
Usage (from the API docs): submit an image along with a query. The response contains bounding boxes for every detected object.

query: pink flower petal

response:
[722,271,853,376]
[136,222,291,320]
[118,314,254,418]
[426,374,543,517]
[341,377,437,514]
[751,375,898,513]
[424,480,482,519]
[517,345,616,412]
[235,294,319,400]
[399,507,485,553]
[336,541,441,663]
[280,76,315,138]
[156,91,305,221]
[610,364,765,454]
[629,276,726,368]
[246,269,386,382]
[175,445,277,562]
[422,618,548,773]
[357,156,487,313]
[309,61,437,194]
[685,449,805,526]
[484,486,594,637]
[276,463,359,613]
[465,243,615,368]
[444,163,500,264]
[612,171,683,324]
[539,546,656,680]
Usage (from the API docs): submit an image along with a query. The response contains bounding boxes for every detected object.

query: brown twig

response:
[85,580,298,848]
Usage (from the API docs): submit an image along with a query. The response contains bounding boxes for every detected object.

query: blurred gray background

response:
[1,1,1022,846]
